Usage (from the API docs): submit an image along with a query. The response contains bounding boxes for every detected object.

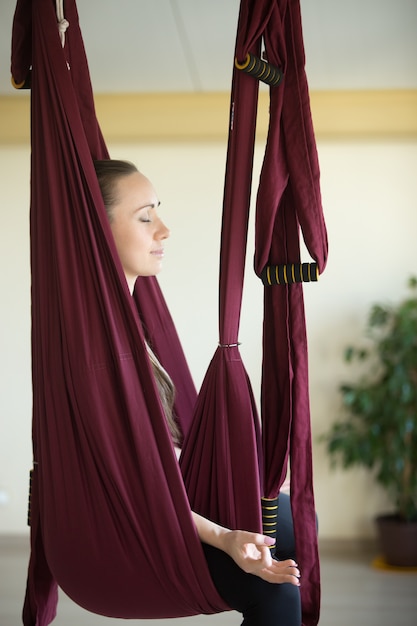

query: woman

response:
[94,159,302,626]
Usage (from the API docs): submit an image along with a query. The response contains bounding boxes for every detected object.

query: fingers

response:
[252,559,300,587]
[261,569,301,586]
[261,559,301,586]
[242,550,301,586]
[278,558,299,572]
[272,558,300,577]
[262,535,276,547]
[244,532,279,548]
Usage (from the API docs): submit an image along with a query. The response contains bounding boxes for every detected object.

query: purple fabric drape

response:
[256,4,327,625]
[185,2,326,625]
[13,1,229,623]
[180,0,265,534]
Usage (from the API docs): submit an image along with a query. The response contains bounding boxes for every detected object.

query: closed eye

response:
[138,208,153,222]
[136,201,160,223]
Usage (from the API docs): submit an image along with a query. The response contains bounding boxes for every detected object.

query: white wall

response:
[1,138,416,538]
[0,146,32,533]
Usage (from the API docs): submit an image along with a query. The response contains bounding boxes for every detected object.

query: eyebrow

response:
[135,200,161,212]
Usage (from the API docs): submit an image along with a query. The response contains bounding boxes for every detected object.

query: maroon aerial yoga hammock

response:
[11,0,327,625]
[183,2,327,624]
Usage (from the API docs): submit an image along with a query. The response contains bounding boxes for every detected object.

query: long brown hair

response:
[146,344,182,446]
[94,159,182,446]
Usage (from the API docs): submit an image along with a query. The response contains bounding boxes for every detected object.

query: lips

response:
[151,248,164,258]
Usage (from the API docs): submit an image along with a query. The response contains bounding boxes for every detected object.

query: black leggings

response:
[203,493,301,626]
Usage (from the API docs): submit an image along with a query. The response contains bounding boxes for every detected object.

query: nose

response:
[156,217,170,240]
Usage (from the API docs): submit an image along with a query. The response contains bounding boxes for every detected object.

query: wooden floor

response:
[1,536,416,625]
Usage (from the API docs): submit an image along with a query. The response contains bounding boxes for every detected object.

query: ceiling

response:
[1,0,416,95]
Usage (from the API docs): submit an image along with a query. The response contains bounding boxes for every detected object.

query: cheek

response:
[114,224,150,263]
[111,221,133,251]
[109,224,130,267]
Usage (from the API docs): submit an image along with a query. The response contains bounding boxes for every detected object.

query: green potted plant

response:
[322,277,417,567]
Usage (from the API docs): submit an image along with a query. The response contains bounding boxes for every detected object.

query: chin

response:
[139,269,160,277]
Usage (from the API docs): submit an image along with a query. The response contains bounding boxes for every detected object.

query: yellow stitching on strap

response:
[272,71,281,85]
[258,63,268,80]
[266,266,272,285]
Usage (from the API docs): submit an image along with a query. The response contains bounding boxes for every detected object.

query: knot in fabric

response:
[58,18,69,35]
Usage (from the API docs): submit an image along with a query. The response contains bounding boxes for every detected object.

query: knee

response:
[243,582,301,626]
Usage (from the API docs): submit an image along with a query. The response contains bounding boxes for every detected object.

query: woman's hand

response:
[220,529,300,586]
[191,512,300,586]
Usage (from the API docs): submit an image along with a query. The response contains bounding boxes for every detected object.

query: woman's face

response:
[110,171,170,292]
